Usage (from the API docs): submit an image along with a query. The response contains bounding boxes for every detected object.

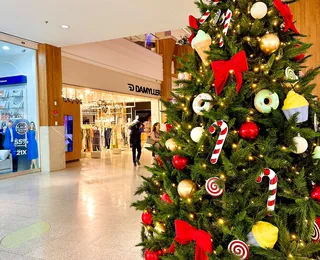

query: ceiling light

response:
[60,25,70,29]
[2,46,10,50]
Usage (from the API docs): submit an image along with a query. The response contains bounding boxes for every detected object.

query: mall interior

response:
[0,0,319,259]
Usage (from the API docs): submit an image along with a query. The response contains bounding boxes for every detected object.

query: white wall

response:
[62,57,161,99]
[62,38,163,82]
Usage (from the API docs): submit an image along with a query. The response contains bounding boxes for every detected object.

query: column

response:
[157,38,176,101]
[38,44,66,172]
[157,38,176,123]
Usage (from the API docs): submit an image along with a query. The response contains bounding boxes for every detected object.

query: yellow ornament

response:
[247,221,279,249]
[154,222,167,234]
[177,179,197,199]
[259,34,280,55]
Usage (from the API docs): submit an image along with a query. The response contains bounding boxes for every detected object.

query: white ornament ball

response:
[250,2,268,19]
[190,127,205,143]
[165,138,177,151]
[293,136,308,154]
[178,72,192,81]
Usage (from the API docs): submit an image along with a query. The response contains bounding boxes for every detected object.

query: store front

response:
[0,39,40,177]
[62,56,161,161]
[62,86,160,160]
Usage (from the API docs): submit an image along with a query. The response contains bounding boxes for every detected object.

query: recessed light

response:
[60,25,70,29]
[2,46,10,50]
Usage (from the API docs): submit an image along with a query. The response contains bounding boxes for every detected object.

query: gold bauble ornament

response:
[177,179,197,199]
[259,34,280,55]
[165,138,177,151]
[154,222,167,234]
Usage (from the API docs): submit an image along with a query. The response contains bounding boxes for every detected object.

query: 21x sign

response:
[128,84,161,97]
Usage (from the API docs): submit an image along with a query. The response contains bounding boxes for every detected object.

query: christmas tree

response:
[132,0,320,259]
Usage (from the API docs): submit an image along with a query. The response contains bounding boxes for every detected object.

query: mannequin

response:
[125,118,132,145]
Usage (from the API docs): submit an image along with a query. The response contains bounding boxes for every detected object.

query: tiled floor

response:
[0,149,152,260]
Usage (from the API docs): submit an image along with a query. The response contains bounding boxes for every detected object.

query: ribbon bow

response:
[188,15,199,44]
[211,50,248,96]
[174,220,213,260]
[274,0,299,34]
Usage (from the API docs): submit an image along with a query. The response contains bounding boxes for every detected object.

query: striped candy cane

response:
[256,168,278,212]
[199,10,211,24]
[209,120,228,164]
[219,9,232,47]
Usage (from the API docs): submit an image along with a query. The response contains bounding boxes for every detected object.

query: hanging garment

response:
[92,130,100,151]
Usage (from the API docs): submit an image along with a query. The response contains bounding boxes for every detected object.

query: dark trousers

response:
[105,137,111,149]
[132,143,142,163]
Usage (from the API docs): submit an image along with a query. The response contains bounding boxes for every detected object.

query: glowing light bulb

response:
[218,218,225,225]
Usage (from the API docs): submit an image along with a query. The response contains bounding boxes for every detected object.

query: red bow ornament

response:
[188,15,199,44]
[211,50,248,96]
[174,220,213,260]
[274,0,299,34]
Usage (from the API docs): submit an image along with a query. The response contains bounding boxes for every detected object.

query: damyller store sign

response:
[128,83,161,97]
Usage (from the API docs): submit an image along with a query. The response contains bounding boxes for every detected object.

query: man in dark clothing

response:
[130,122,144,166]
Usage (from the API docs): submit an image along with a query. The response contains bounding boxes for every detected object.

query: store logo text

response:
[128,84,161,96]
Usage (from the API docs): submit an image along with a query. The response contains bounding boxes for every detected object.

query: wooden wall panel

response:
[157,38,176,101]
[37,44,63,126]
[62,101,81,162]
[173,45,193,77]
[291,0,320,97]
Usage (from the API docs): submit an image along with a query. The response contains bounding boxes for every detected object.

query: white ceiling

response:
[0,41,33,57]
[0,0,198,47]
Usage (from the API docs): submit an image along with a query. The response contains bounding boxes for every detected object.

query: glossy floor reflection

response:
[0,149,151,260]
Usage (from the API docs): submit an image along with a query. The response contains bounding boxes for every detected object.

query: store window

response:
[0,41,39,174]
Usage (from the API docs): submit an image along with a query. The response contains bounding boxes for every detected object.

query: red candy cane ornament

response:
[209,120,228,164]
[199,10,211,24]
[219,9,232,47]
[256,168,278,212]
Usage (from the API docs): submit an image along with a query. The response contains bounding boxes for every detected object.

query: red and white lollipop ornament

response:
[206,177,224,197]
[312,217,320,242]
[228,240,250,260]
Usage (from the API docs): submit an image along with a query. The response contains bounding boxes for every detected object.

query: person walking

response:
[130,121,144,166]
[150,122,160,157]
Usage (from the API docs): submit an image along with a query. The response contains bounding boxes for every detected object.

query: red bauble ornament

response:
[142,211,153,225]
[312,217,320,242]
[161,193,173,204]
[239,121,259,140]
[156,249,163,256]
[293,44,305,61]
[145,249,160,260]
[311,184,320,202]
[172,155,188,170]
[166,124,173,132]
